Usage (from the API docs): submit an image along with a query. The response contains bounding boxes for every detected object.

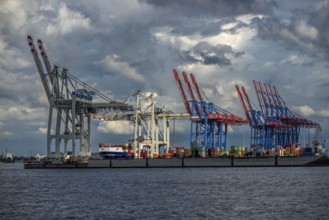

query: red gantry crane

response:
[236,81,320,150]
[173,69,247,150]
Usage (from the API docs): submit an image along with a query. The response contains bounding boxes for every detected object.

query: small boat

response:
[99,144,132,159]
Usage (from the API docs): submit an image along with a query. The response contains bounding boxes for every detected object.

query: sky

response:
[0,0,328,156]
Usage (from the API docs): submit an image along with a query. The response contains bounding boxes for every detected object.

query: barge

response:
[23,156,328,169]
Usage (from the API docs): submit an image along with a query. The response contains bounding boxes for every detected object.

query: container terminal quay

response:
[24,35,328,169]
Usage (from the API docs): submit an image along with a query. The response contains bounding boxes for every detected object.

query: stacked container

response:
[230,146,245,157]
[286,146,291,155]
[253,146,264,157]
[140,149,147,158]
[229,146,235,157]
[191,146,198,157]
[210,148,219,158]
[282,149,286,156]
[294,147,301,156]
[219,150,229,157]
[168,146,174,156]
[274,145,281,156]
[175,147,184,158]
[317,145,327,155]
[240,146,245,157]
[247,147,253,157]
[290,145,296,155]
[184,149,191,157]
[163,153,171,158]
[199,147,206,158]
[302,147,314,156]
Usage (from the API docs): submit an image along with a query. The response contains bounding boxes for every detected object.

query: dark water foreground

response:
[1,163,328,219]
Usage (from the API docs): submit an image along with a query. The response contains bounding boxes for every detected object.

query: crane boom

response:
[190,73,209,115]
[182,72,196,101]
[268,84,281,117]
[37,39,53,76]
[235,85,250,124]
[173,69,191,114]
[253,80,267,116]
[258,81,272,117]
[241,86,258,126]
[273,85,292,117]
[263,84,273,117]
[27,35,52,101]
[190,73,204,103]
[37,39,63,99]
[182,72,201,117]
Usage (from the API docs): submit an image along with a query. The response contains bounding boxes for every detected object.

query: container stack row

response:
[130,144,326,159]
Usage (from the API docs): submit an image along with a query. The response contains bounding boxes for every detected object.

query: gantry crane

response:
[236,81,320,150]
[173,69,247,150]
[131,90,192,158]
[27,35,133,158]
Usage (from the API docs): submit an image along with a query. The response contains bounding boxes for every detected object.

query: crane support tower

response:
[27,35,133,159]
[131,91,192,158]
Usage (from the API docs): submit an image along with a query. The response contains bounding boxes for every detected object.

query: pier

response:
[24,156,321,169]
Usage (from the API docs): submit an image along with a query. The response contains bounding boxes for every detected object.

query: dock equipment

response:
[130,91,193,158]
[27,36,192,159]
[27,35,134,158]
[173,69,247,150]
[236,81,320,150]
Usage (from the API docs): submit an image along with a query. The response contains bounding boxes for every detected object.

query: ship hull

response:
[99,151,132,159]
[99,144,132,159]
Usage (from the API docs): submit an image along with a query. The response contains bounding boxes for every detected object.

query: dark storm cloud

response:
[316,80,329,89]
[62,0,275,91]
[143,0,276,17]
[170,20,223,36]
[307,5,329,60]
[0,80,19,102]
[251,2,329,61]
[0,69,46,108]
[253,17,312,52]
[223,21,249,34]
[181,41,243,66]
[169,17,249,37]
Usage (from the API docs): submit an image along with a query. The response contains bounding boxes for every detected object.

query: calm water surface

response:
[0,163,328,219]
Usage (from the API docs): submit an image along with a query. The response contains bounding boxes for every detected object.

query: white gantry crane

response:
[131,91,192,158]
[27,35,133,159]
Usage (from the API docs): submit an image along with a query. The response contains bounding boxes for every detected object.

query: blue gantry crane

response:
[236,81,320,150]
[173,69,247,150]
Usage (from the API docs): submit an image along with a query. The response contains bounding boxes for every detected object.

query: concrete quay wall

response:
[24,156,319,169]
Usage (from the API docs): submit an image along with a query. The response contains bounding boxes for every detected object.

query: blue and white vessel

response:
[99,144,132,159]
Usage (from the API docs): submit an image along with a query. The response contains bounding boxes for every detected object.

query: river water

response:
[0,163,328,219]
